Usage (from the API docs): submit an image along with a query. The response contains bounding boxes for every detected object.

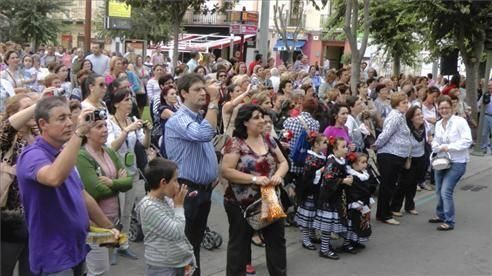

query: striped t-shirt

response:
[137,196,195,268]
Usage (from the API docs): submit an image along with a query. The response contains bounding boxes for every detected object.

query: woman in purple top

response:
[323,103,356,151]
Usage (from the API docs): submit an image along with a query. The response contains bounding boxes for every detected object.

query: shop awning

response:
[273,39,305,51]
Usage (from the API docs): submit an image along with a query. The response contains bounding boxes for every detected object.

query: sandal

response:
[428,217,444,223]
[437,223,454,231]
[251,234,265,247]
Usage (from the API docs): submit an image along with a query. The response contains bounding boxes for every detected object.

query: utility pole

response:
[84,0,92,54]
[258,0,270,64]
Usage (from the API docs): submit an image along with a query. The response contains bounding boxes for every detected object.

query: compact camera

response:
[85,109,108,122]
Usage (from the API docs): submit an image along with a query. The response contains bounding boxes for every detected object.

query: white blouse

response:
[106,115,145,175]
[432,115,472,163]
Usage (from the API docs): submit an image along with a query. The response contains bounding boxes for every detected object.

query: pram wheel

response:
[201,227,223,250]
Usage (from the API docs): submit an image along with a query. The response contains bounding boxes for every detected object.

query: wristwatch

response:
[207,103,219,111]
[252,176,257,184]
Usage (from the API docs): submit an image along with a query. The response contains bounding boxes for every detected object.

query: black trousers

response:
[224,201,287,276]
[376,153,405,220]
[182,182,212,276]
[391,155,427,212]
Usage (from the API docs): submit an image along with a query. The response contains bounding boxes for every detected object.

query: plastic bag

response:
[260,186,287,222]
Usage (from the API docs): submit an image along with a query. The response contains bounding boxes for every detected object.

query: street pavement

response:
[109,154,492,276]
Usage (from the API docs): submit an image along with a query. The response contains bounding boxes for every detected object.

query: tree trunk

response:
[392,54,401,77]
[172,28,179,74]
[350,51,360,95]
[464,60,479,120]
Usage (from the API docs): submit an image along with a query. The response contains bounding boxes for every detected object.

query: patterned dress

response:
[345,166,377,243]
[0,120,38,243]
[294,150,325,229]
[313,155,348,234]
[223,136,280,207]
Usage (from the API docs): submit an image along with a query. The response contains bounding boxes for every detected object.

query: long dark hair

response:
[233,104,265,139]
[329,103,349,126]
[109,88,132,114]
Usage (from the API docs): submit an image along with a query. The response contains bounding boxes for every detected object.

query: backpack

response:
[289,116,311,166]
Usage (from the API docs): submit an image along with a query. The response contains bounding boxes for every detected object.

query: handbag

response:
[243,198,273,230]
[430,152,452,171]
[0,145,16,208]
[242,188,283,231]
[212,115,232,154]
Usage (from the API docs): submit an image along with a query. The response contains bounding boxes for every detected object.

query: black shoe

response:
[310,237,321,244]
[351,242,366,249]
[302,242,317,250]
[319,250,340,260]
[342,244,357,254]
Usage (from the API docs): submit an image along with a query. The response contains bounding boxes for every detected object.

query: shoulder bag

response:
[0,144,16,207]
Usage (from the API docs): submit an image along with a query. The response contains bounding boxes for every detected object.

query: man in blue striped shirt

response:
[165,73,219,276]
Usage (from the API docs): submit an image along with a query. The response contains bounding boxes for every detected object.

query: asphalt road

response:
[109,160,492,276]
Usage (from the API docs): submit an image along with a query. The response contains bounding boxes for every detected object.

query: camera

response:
[55,88,66,96]
[85,109,108,122]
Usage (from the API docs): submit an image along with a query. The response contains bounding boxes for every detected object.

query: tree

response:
[0,0,69,49]
[125,0,234,71]
[273,0,305,64]
[95,5,170,43]
[370,0,422,76]
[312,0,370,94]
[413,1,492,118]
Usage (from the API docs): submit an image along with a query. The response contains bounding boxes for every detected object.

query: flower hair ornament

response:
[306,131,319,144]
[251,99,260,105]
[346,151,358,163]
[281,130,294,142]
[328,136,336,146]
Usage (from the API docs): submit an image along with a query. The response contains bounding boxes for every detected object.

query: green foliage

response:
[370,0,422,67]
[95,5,170,42]
[0,0,69,47]
[413,1,492,62]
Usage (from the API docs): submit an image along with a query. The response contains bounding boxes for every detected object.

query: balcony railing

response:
[183,11,230,26]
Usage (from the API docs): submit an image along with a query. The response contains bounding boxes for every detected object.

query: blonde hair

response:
[390,92,407,108]
[44,73,60,87]
[251,91,270,105]
[109,56,123,73]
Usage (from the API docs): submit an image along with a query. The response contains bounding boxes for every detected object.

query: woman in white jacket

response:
[429,95,472,231]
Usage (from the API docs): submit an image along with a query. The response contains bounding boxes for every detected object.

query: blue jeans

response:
[481,114,492,150]
[434,162,467,226]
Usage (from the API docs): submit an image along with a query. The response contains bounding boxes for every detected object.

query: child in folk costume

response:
[295,132,328,251]
[314,136,355,260]
[345,152,377,250]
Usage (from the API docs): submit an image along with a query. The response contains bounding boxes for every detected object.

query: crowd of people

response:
[1,40,491,276]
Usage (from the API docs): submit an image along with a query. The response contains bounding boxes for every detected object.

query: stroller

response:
[201,226,223,250]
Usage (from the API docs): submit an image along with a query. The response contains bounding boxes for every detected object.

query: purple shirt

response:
[323,125,351,144]
[16,137,89,274]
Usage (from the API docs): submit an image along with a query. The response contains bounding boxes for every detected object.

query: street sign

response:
[107,17,132,30]
[106,0,132,30]
[241,12,258,24]
[230,24,257,35]
[108,0,131,18]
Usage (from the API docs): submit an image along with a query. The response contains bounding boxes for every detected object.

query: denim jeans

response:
[481,114,492,150]
[434,162,467,226]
